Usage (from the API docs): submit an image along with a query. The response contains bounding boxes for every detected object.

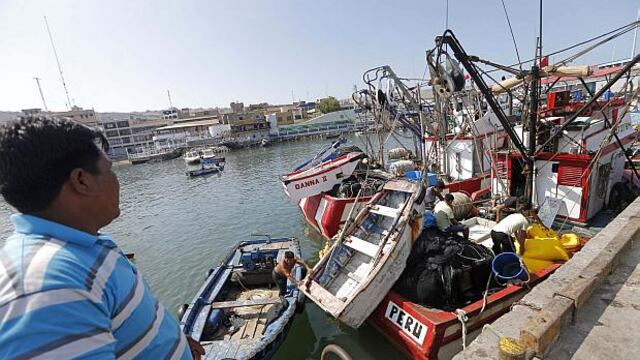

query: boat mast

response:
[33,77,49,112]
[525,0,544,204]
[44,16,72,110]
[632,9,639,58]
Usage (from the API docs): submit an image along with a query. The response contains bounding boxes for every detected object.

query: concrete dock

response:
[453,198,640,359]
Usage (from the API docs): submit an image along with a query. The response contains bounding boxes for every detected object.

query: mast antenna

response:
[167,89,174,108]
[44,16,72,110]
[632,8,639,58]
[33,77,49,111]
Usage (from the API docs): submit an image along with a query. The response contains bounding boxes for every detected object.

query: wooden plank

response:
[210,298,281,309]
[343,236,378,258]
[369,205,400,218]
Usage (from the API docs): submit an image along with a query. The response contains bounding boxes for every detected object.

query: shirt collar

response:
[10,213,109,247]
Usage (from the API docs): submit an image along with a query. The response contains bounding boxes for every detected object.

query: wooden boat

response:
[186,163,225,177]
[180,237,304,360]
[281,152,364,201]
[300,174,490,241]
[302,179,425,328]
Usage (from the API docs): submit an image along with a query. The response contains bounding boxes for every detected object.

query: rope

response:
[455,309,469,350]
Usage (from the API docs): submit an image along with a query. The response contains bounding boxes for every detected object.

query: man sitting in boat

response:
[424,179,446,210]
[434,193,470,241]
[490,201,535,255]
[273,251,311,296]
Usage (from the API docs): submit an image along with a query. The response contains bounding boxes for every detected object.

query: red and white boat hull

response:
[282,152,363,201]
[368,265,560,359]
[299,194,373,240]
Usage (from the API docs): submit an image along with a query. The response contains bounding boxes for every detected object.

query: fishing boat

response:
[363,24,640,359]
[201,148,226,165]
[180,237,304,360]
[186,163,225,177]
[302,179,425,328]
[184,150,202,165]
[281,152,365,202]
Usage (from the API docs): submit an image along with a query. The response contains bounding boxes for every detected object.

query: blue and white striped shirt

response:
[0,214,191,359]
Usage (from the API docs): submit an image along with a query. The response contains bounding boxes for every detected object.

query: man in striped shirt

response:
[0,118,204,359]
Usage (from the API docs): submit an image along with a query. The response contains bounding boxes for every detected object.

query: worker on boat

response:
[0,117,204,360]
[424,179,446,210]
[434,193,470,241]
[491,195,522,221]
[273,251,311,296]
[490,201,536,255]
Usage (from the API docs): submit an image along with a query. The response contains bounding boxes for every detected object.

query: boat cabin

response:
[491,96,636,223]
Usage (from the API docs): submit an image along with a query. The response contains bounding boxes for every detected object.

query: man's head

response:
[0,117,119,230]
[284,251,295,266]
[435,180,445,192]
[518,201,533,214]
[444,193,454,205]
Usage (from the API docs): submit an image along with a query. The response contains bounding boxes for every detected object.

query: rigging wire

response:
[485,20,640,72]
[499,0,523,71]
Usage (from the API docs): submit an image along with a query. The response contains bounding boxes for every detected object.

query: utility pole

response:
[33,77,49,111]
[167,90,173,109]
[44,16,72,110]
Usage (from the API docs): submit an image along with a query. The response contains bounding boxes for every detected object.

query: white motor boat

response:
[184,150,201,165]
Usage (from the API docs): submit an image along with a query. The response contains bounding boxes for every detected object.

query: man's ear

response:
[68,168,96,196]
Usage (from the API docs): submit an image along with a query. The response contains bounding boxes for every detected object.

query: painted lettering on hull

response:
[385,301,427,345]
[294,176,329,190]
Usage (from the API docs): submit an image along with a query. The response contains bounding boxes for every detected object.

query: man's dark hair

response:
[0,116,109,213]
[519,201,533,212]
[284,251,295,259]
[436,180,445,189]
[444,193,454,202]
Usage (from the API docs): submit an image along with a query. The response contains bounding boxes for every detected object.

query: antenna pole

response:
[632,9,640,58]
[33,77,49,111]
[167,90,173,108]
[44,16,72,110]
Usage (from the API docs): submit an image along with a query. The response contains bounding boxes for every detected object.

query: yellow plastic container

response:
[560,233,580,249]
[527,223,558,239]
[522,256,554,273]
[523,237,569,261]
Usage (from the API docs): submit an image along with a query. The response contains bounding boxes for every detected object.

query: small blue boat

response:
[186,163,225,177]
[179,236,304,360]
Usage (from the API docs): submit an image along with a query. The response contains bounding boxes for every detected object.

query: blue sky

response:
[0,0,638,112]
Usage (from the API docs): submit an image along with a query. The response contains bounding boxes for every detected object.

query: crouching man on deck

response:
[434,193,470,241]
[490,201,538,255]
[0,117,204,359]
[272,251,311,296]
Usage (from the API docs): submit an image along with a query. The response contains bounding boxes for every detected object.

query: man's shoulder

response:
[2,234,116,291]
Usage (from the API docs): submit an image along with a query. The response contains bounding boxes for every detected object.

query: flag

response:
[540,56,549,67]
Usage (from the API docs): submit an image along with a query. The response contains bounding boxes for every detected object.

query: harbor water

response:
[0,136,404,359]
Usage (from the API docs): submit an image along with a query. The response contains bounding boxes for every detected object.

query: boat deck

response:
[205,286,282,342]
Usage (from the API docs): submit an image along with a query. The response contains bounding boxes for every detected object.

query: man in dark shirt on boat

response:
[273,251,311,296]
[424,180,446,210]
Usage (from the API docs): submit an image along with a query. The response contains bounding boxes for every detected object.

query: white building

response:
[153,118,219,148]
